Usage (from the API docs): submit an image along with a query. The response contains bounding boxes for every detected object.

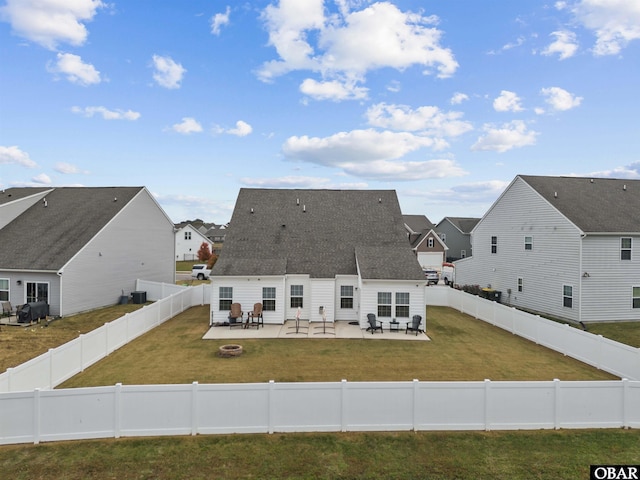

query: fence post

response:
[484,379,491,431]
[33,388,41,444]
[622,378,629,429]
[114,383,122,439]
[268,380,275,434]
[341,379,347,432]
[48,349,54,389]
[7,367,12,392]
[80,333,85,371]
[191,382,198,436]
[412,379,419,432]
[554,379,560,429]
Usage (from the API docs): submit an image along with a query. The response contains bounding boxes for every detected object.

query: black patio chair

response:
[405,315,423,336]
[366,313,383,334]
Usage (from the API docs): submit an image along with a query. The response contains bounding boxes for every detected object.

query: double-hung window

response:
[395,292,410,318]
[340,286,353,309]
[0,279,8,302]
[524,236,533,251]
[377,292,392,318]
[621,238,632,260]
[633,287,640,309]
[184,231,191,240]
[219,287,232,311]
[563,285,573,308]
[290,285,303,308]
[428,237,434,248]
[263,287,276,311]
[491,236,497,254]
[517,277,523,293]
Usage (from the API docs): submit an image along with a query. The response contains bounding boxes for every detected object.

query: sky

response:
[1,0,639,225]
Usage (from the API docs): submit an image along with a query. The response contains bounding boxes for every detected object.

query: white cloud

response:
[71,106,140,120]
[211,6,230,35]
[493,90,524,112]
[542,30,579,60]
[171,117,203,134]
[54,162,89,174]
[450,92,469,105]
[588,161,640,179]
[570,0,640,55]
[258,1,457,100]
[365,103,473,138]
[540,86,583,111]
[152,55,186,89]
[471,120,538,153]
[408,180,509,204]
[31,173,52,185]
[153,192,235,223]
[227,120,253,137]
[0,145,37,168]
[0,0,105,50]
[300,78,368,101]
[240,176,333,188]
[48,53,101,86]
[281,129,466,180]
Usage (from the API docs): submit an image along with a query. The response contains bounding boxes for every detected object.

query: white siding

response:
[359,280,426,328]
[210,276,285,325]
[0,271,60,316]
[175,225,213,261]
[581,235,640,322]
[310,279,335,323]
[335,275,359,321]
[456,177,583,323]
[60,190,175,317]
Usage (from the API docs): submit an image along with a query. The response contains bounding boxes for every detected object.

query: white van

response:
[191,264,211,280]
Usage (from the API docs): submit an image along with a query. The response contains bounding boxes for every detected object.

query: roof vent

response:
[43,198,47,207]
[114,197,117,202]
[378,198,382,203]
[554,192,557,198]
[303,205,306,213]
[250,208,254,214]
[296,198,299,205]
[623,184,627,191]
[590,178,594,183]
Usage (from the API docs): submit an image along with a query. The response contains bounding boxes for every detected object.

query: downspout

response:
[57,268,64,318]
[578,233,586,325]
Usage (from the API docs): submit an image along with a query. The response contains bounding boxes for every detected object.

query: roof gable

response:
[213,189,424,280]
[0,187,145,270]
[437,217,480,234]
[520,175,640,233]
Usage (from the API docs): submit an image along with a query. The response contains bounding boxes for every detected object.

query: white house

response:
[0,187,175,318]
[455,175,640,323]
[210,189,427,328]
[403,215,448,271]
[175,224,214,261]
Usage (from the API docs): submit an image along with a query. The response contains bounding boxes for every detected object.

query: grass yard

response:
[2,303,638,479]
[0,303,147,373]
[584,322,640,348]
[0,429,638,479]
[59,305,617,388]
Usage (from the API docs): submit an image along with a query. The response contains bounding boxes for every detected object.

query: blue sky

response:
[1,1,639,224]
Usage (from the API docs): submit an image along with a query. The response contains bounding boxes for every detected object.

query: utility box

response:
[132,291,147,304]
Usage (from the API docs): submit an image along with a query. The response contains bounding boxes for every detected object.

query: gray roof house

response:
[455,175,640,323]
[435,217,480,261]
[210,189,426,327]
[0,187,175,318]
[403,215,447,271]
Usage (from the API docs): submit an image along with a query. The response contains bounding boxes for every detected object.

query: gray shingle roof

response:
[212,189,425,280]
[520,175,640,233]
[0,187,144,270]
[403,214,435,232]
[441,217,480,234]
[0,187,51,206]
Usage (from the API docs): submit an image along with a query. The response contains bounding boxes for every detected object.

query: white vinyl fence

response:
[1,282,639,445]
[426,287,640,381]
[0,281,207,394]
[1,379,638,445]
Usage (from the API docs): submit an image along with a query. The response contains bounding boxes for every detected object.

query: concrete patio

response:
[203,320,430,341]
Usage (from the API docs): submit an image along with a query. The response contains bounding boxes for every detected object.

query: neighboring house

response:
[210,189,426,327]
[175,223,214,261]
[205,224,227,256]
[403,215,447,271]
[455,175,640,323]
[435,217,480,261]
[0,187,175,318]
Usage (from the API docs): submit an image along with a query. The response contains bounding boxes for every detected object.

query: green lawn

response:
[2,304,638,479]
[59,305,617,387]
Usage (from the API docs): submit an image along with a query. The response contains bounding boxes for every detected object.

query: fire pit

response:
[218,344,243,358]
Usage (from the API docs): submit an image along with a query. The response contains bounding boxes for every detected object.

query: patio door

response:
[26,282,49,304]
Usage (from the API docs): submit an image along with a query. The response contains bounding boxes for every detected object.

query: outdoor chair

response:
[1,301,14,319]
[228,303,245,329]
[405,315,423,336]
[366,313,383,334]
[247,303,264,329]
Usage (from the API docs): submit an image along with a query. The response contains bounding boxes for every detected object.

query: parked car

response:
[191,264,211,280]
[423,269,439,285]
